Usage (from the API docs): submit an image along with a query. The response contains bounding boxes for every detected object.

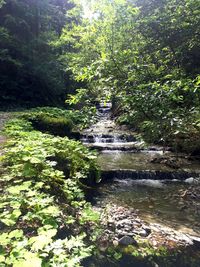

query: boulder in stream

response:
[118,236,138,246]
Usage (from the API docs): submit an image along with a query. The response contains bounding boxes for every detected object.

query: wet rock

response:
[116,230,136,238]
[107,219,115,226]
[117,231,130,237]
[133,229,149,237]
[116,219,132,226]
[177,234,193,245]
[190,236,200,248]
[113,240,119,247]
[150,156,181,169]
[185,177,195,184]
[118,236,138,246]
[99,239,109,252]
[152,240,158,247]
[104,229,114,235]
[142,225,151,235]
[132,222,142,228]
[134,218,141,223]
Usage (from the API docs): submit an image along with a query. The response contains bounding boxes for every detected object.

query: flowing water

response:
[81,101,200,266]
[93,178,200,236]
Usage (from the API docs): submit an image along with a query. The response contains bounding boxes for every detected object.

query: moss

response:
[31,114,74,137]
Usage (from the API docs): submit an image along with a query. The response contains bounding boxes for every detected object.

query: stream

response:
[81,100,200,266]
[93,179,200,235]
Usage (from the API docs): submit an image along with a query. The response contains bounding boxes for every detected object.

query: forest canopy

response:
[0,0,199,106]
[59,0,200,152]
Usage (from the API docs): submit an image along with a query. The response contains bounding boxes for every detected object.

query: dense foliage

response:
[0,0,77,107]
[22,106,97,133]
[1,0,199,152]
[0,111,100,266]
[60,0,200,153]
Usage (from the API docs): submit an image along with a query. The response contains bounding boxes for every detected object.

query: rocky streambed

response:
[84,178,200,267]
[93,178,200,245]
[96,204,199,249]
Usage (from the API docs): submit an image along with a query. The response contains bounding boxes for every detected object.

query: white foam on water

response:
[113,178,165,188]
[132,179,165,188]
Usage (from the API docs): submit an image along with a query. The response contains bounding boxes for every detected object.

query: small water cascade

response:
[81,100,200,180]
[81,100,144,151]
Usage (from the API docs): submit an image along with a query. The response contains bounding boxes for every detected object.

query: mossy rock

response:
[31,114,74,137]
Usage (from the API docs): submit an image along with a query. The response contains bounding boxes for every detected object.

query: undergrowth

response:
[0,111,100,267]
[25,106,97,134]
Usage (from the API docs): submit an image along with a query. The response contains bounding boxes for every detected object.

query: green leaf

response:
[30,157,42,164]
[79,208,99,223]
[9,230,23,239]
[0,255,5,263]
[12,252,42,267]
[7,181,32,194]
[1,209,21,226]
[29,229,57,251]
[29,235,53,251]
[0,233,9,246]
[39,205,60,217]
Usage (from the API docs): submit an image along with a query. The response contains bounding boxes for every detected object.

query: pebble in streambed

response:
[95,204,200,252]
[96,205,152,249]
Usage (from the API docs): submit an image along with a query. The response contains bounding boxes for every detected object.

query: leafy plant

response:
[0,113,100,266]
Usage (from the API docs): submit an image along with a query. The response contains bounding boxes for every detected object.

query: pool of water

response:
[85,177,200,266]
[97,151,200,172]
[93,179,200,236]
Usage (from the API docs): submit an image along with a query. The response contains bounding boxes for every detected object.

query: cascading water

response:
[81,100,200,179]
[81,100,142,151]
[81,100,200,267]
